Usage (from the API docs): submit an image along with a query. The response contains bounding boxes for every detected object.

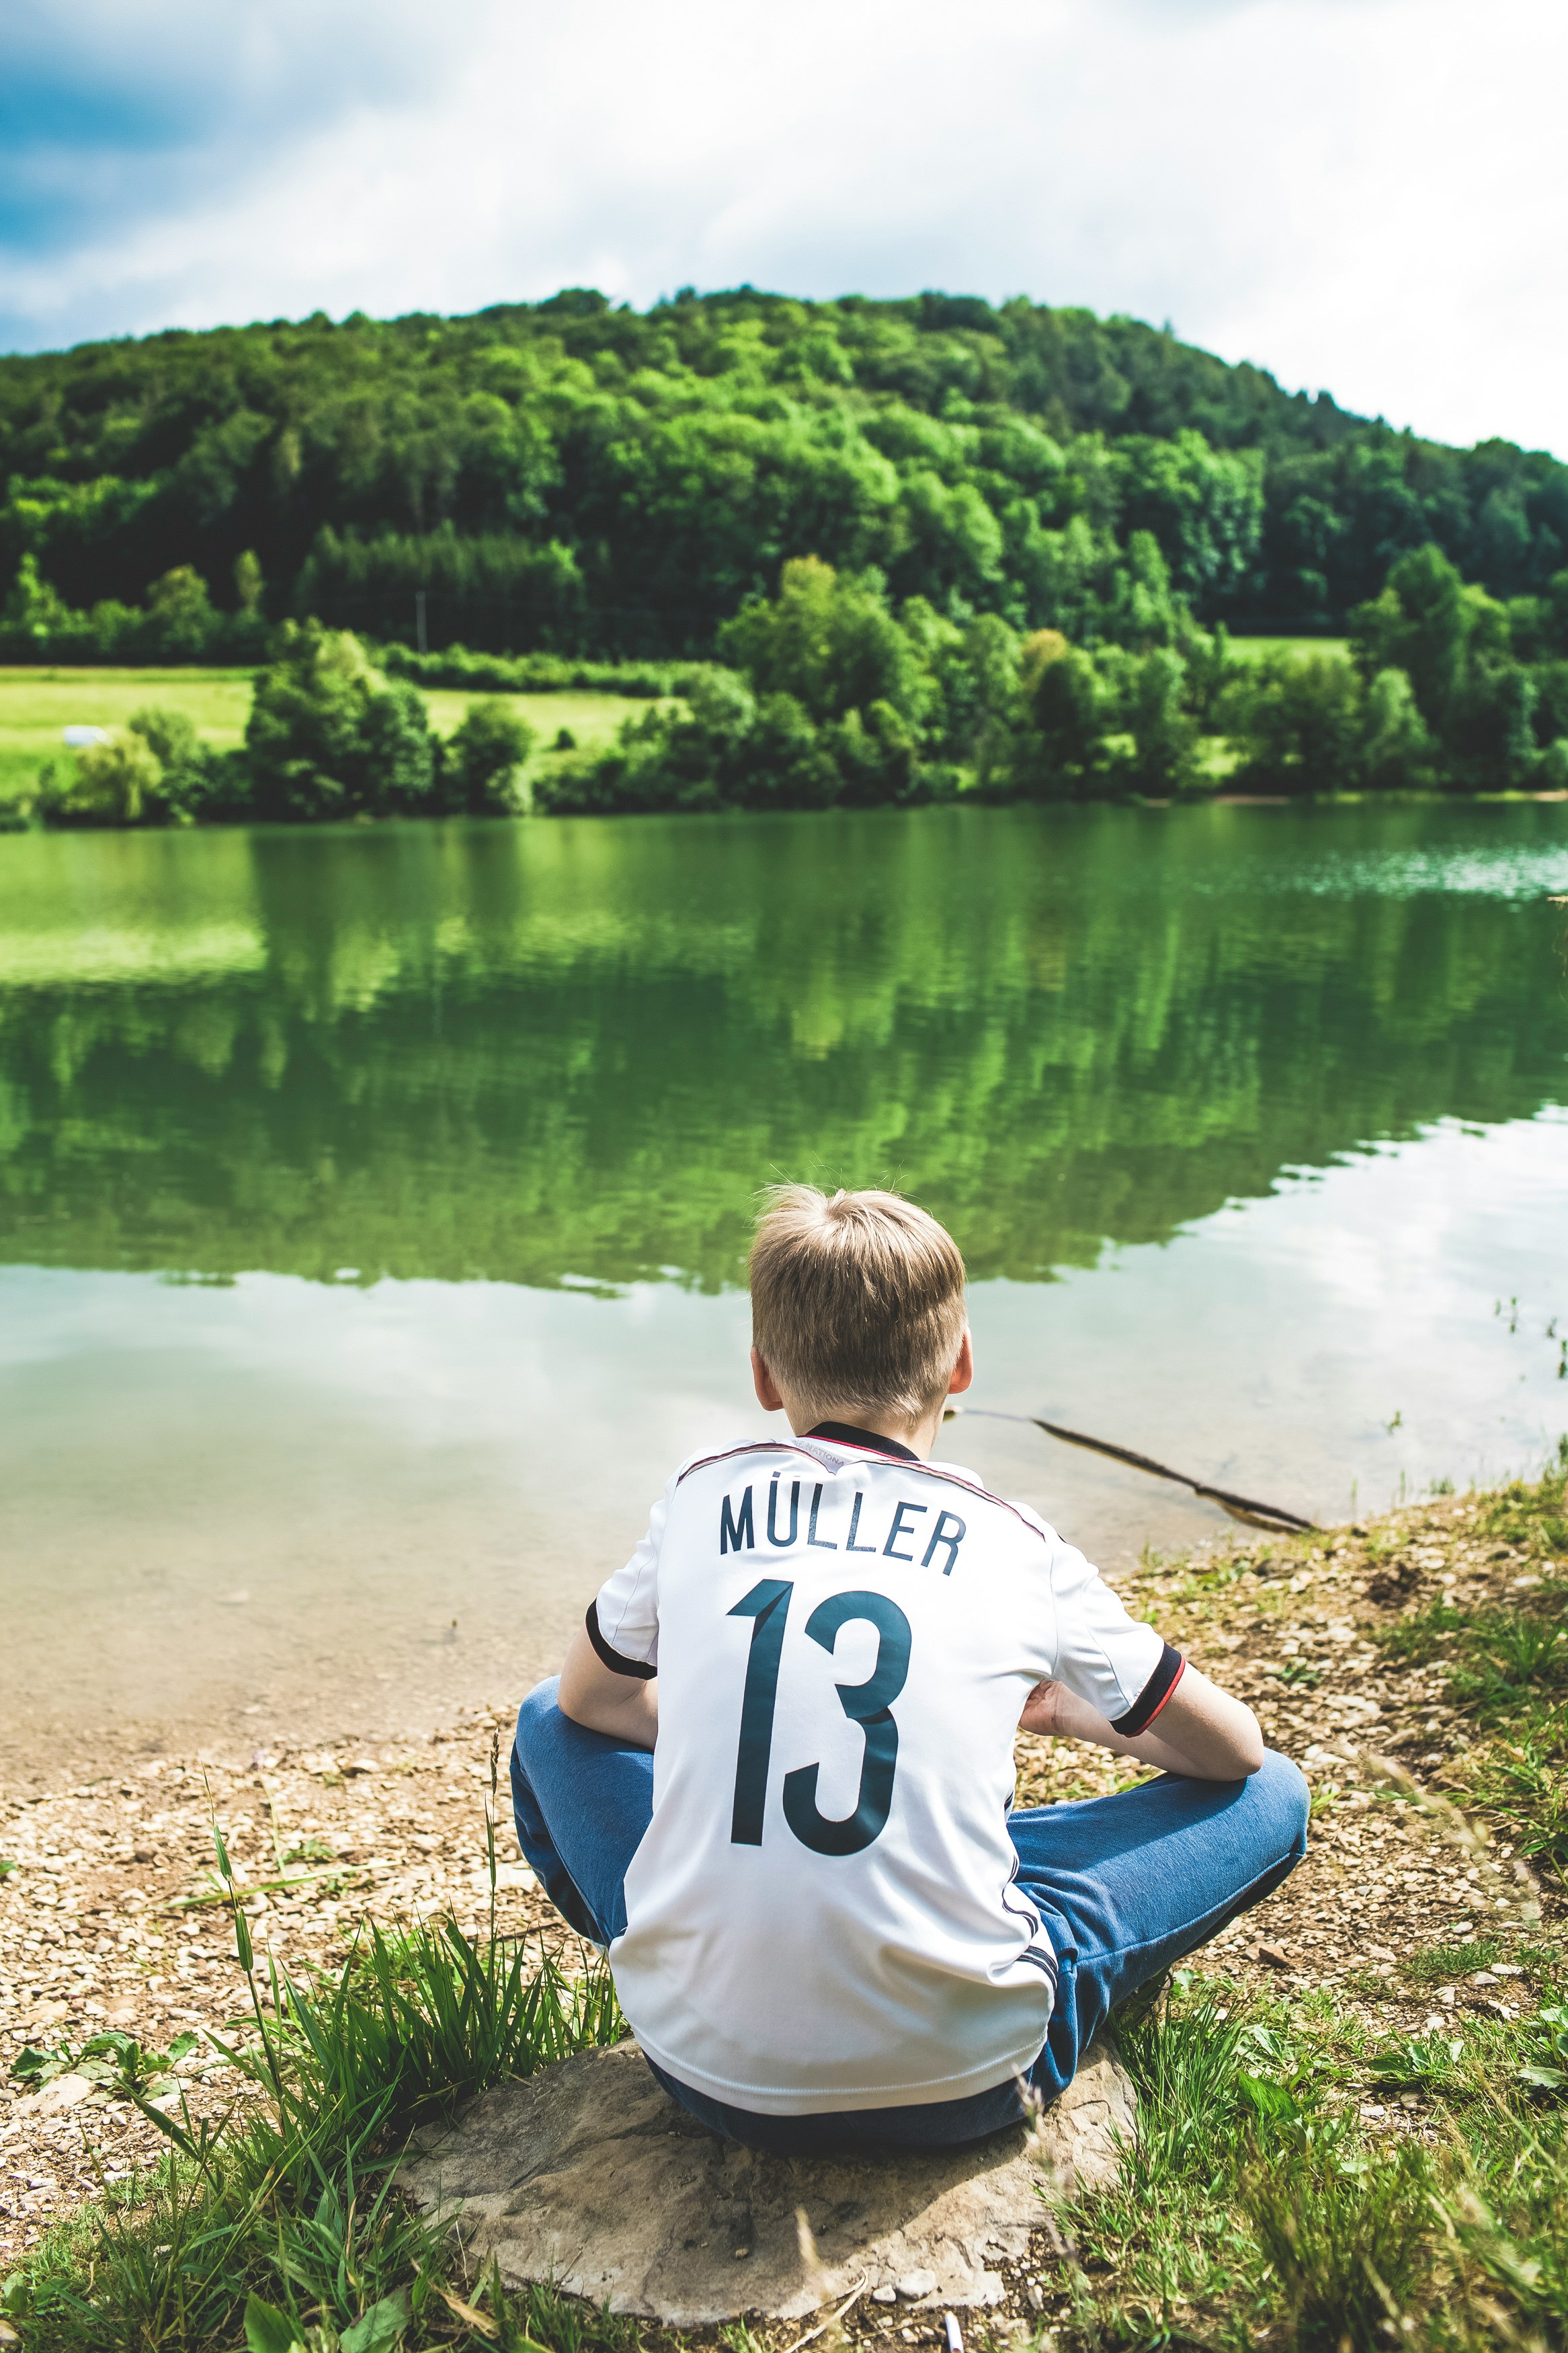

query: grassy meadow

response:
[0,669,662,809]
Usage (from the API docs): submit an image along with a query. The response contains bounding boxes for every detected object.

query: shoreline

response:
[6,786,1568,836]
[5,1480,1563,2270]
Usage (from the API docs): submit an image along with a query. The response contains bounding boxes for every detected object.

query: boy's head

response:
[749,1186,968,1433]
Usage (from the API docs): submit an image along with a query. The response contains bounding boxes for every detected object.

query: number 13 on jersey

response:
[727,1579,913,1856]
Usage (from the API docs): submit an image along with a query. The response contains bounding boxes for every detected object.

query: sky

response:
[1,0,1563,457]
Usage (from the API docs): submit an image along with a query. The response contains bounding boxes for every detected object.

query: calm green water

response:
[2,803,1566,1772]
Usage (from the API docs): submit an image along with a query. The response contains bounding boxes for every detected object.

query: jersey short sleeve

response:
[586,1477,671,1678]
[1036,1517,1184,1732]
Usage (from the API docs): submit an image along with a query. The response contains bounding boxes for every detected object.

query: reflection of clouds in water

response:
[0,922,263,989]
[1191,844,1568,903]
[966,1111,1568,1523]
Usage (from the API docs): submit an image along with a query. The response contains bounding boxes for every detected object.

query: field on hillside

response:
[0,669,651,805]
[1231,635,1350,662]
[1222,635,1354,664]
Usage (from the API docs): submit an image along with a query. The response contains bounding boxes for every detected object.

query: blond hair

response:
[749,1185,967,1429]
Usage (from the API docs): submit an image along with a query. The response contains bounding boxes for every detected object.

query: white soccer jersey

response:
[587,1424,1182,2114]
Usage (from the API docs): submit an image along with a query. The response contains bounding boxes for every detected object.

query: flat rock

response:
[401,2037,1135,2325]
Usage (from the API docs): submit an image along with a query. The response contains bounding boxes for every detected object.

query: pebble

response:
[872,2285,899,2305]
[13,2072,95,2118]
[896,2271,938,2301]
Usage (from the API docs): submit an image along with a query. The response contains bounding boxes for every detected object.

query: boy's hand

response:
[1019,1666,1264,1782]
[1020,1679,1080,1739]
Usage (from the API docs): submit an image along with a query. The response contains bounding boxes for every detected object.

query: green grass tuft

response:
[1402,1936,1507,1984]
[1244,2135,1434,2352]
[5,1818,623,2353]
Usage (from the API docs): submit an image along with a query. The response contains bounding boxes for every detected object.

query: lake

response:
[3,801,1566,1780]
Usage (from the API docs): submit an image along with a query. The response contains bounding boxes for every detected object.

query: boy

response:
[511,1186,1307,2154]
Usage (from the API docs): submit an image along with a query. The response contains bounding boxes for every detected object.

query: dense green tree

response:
[1350,546,1559,788]
[945,612,1022,785]
[1225,652,1364,793]
[717,556,923,721]
[1351,546,1484,733]
[122,705,226,819]
[1359,670,1439,792]
[3,288,1565,661]
[36,730,165,826]
[1111,433,1264,602]
[437,698,536,814]
[245,622,436,820]
[30,703,246,828]
[1120,647,1201,795]
[140,565,219,658]
[1007,631,1105,798]
[1100,530,1184,648]
[0,553,78,645]
[294,526,586,651]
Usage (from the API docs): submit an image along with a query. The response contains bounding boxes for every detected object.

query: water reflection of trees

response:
[0,805,1563,1289]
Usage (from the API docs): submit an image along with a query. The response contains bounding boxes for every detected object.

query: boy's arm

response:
[1021,1663,1264,1780]
[558,1623,659,1749]
[561,1476,669,1747]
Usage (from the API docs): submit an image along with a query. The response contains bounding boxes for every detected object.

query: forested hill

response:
[2,285,1565,657]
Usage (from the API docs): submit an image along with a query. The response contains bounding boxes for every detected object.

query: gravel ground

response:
[2,1490,1559,2282]
[1005,1492,1557,2161]
[0,1704,561,2263]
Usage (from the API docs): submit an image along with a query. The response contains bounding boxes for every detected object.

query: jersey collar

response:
[805,1420,921,1464]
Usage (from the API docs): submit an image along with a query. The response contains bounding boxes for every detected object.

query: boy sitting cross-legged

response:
[511,1185,1307,2154]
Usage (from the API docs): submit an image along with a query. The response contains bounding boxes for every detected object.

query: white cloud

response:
[0,0,1563,457]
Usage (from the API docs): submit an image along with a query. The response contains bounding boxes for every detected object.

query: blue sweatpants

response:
[511,1677,1307,2154]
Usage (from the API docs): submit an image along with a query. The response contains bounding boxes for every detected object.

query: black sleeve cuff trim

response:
[1110,1643,1185,1736]
[585,1600,656,1681]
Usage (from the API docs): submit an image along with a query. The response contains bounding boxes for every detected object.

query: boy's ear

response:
[947,1328,975,1398]
[751,1346,786,1414]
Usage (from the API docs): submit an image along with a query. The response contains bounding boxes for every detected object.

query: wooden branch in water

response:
[948,1405,1318,1535]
